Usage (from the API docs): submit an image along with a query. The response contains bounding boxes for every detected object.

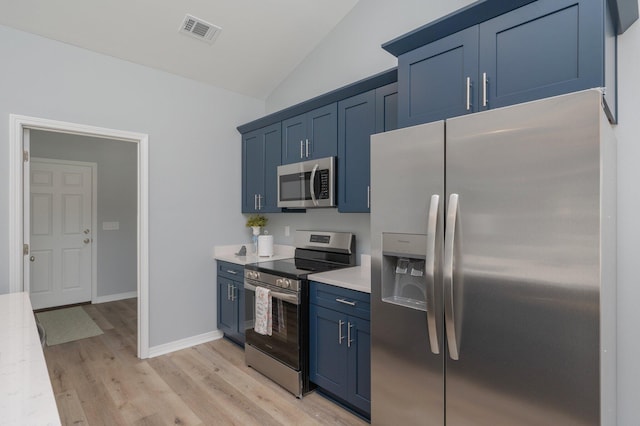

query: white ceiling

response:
[0,0,360,100]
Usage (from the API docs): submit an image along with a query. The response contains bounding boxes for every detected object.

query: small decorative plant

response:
[246,214,268,228]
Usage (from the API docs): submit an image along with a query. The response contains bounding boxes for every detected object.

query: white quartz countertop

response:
[308,255,371,294]
[213,244,295,266]
[0,292,60,426]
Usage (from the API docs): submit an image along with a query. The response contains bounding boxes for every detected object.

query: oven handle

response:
[244,281,300,305]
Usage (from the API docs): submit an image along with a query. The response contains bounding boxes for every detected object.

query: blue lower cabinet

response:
[309,281,371,418]
[217,261,245,345]
[309,304,349,397]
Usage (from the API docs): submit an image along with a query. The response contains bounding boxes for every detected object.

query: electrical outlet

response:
[284,226,290,237]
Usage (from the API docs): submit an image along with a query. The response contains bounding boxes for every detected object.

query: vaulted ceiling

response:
[0,0,360,99]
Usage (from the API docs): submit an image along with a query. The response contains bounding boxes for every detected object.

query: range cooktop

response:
[245,257,351,280]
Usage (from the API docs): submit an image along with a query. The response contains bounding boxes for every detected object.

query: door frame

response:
[9,114,150,359]
[29,157,98,305]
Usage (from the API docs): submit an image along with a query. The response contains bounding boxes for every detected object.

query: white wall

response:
[0,24,265,348]
[31,130,138,299]
[266,0,640,423]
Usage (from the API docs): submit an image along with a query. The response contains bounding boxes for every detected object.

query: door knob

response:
[30,256,35,262]
[84,229,90,234]
[83,238,90,244]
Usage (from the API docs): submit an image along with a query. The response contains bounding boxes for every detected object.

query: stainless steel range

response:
[244,230,355,397]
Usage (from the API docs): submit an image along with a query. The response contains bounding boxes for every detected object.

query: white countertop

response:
[0,292,60,426]
[213,244,295,266]
[308,255,371,294]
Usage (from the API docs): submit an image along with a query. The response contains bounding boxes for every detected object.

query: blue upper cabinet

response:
[339,83,398,213]
[398,26,479,128]
[282,104,337,164]
[478,0,608,113]
[338,90,376,213]
[242,122,281,213]
[375,82,399,134]
[387,0,622,126]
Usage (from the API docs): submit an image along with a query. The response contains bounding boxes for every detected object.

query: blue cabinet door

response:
[282,113,307,164]
[375,82,398,133]
[282,104,337,164]
[242,123,281,213]
[217,277,237,336]
[478,0,604,111]
[347,317,371,415]
[261,123,282,212]
[242,130,263,213]
[338,90,376,213]
[307,103,338,160]
[309,304,348,399]
[398,26,479,128]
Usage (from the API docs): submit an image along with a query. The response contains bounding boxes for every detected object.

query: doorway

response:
[9,114,150,358]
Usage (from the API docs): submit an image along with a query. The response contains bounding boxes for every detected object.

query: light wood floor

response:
[42,298,368,425]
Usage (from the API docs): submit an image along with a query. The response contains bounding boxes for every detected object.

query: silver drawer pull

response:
[226,270,238,275]
[336,298,356,306]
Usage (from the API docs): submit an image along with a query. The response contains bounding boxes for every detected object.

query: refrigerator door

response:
[370,121,445,425]
[444,90,604,425]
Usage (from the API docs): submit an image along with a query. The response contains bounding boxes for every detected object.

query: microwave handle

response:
[310,163,319,206]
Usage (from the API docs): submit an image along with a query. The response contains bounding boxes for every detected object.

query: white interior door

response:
[30,159,93,309]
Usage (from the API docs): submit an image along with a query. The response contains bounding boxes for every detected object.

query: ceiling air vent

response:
[179,14,221,44]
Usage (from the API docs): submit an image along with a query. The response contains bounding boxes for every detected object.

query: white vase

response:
[251,226,261,236]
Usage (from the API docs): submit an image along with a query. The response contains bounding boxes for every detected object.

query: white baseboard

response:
[147,330,224,358]
[92,291,138,304]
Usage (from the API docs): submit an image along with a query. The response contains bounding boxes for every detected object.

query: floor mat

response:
[35,306,103,346]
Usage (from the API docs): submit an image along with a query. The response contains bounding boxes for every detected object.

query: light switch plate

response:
[102,221,120,231]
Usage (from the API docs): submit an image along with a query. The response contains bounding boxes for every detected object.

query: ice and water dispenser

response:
[381,233,428,311]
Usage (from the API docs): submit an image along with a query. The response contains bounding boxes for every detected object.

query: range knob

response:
[283,279,291,289]
[275,278,283,286]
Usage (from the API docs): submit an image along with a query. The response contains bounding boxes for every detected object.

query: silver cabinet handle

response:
[444,193,461,360]
[231,285,236,302]
[227,283,231,301]
[338,320,345,344]
[226,270,238,275]
[300,140,304,158]
[305,139,310,158]
[347,322,353,348]
[254,194,258,210]
[482,72,488,107]
[367,185,371,209]
[335,298,356,306]
[310,163,319,206]
[425,194,440,354]
[257,194,262,210]
[465,77,472,111]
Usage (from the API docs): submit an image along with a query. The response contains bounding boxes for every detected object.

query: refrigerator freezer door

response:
[445,90,604,425]
[370,121,445,425]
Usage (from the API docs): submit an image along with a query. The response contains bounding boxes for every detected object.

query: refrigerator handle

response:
[444,193,460,360]
[425,194,440,354]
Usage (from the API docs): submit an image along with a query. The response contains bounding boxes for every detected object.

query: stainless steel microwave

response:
[277,156,336,208]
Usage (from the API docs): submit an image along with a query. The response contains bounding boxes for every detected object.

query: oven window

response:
[245,287,301,370]
[279,172,312,201]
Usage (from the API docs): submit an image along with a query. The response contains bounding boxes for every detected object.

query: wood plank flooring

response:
[42,299,368,425]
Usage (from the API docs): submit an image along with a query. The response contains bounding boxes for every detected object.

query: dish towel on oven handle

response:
[254,286,272,336]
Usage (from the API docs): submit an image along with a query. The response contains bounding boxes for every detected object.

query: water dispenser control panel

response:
[381,233,428,311]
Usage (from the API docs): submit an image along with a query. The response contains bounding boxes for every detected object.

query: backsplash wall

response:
[247,210,371,262]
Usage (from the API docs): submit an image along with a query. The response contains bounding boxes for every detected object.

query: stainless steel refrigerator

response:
[370,89,616,425]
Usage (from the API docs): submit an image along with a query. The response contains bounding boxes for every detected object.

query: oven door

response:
[244,280,301,370]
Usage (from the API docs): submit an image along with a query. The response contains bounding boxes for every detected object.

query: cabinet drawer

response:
[217,261,244,280]
[310,281,370,320]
